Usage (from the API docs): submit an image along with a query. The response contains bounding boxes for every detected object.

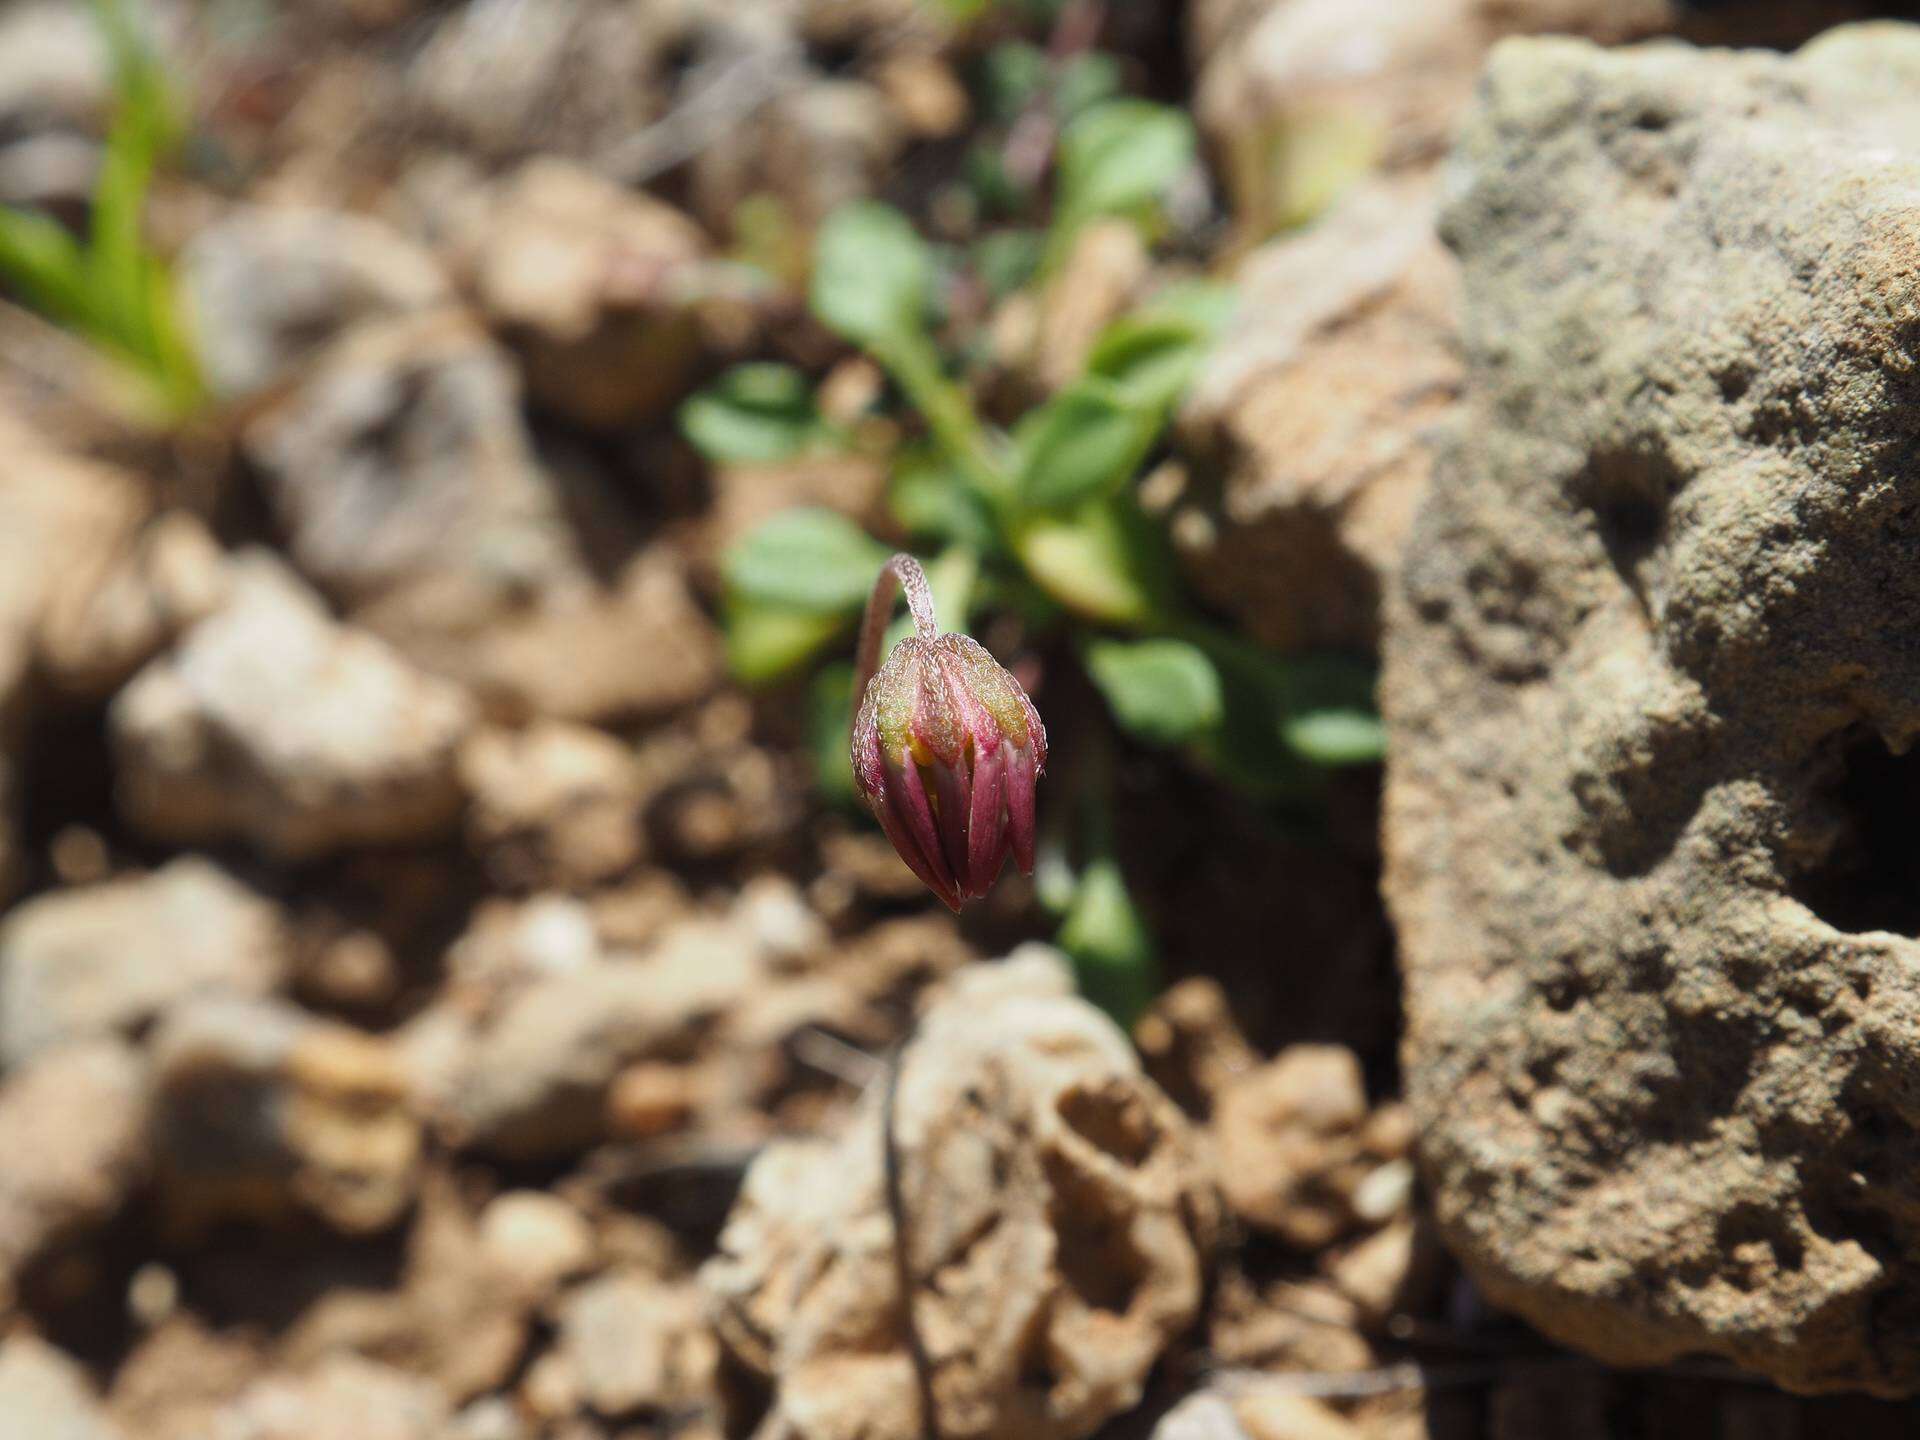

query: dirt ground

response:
[3,1,1920,1437]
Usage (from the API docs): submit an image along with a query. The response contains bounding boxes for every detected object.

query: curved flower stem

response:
[853,554,938,722]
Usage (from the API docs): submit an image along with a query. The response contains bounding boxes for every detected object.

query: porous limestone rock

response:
[111,553,475,861]
[704,952,1219,1440]
[0,857,288,1066]
[1383,24,1920,1393]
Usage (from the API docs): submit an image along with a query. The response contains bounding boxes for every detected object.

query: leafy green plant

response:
[0,0,202,419]
[677,363,839,467]
[684,100,1381,1022]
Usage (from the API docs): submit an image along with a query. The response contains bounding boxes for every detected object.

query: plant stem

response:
[881,332,1011,505]
[852,554,938,720]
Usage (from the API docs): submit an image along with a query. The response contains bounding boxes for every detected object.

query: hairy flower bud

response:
[849,557,1045,910]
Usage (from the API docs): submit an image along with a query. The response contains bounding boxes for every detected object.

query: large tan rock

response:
[1384,25,1920,1393]
[705,952,1218,1440]
[111,554,475,861]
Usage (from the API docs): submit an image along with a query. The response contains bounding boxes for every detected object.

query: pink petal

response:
[887,753,958,903]
[870,792,958,911]
[965,743,1007,899]
[850,702,886,802]
[1005,741,1038,876]
[931,753,971,890]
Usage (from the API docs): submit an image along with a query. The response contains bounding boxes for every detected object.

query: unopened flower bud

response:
[849,556,1045,911]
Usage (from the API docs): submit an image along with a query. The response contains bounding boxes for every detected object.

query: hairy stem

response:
[853,554,938,722]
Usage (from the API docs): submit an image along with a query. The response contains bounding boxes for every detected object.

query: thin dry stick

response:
[792,1026,884,1089]
[883,1039,942,1440]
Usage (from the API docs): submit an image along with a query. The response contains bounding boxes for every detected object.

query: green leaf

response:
[980,41,1048,123]
[1084,638,1224,747]
[1264,104,1384,232]
[724,597,849,685]
[0,206,92,328]
[1186,632,1382,790]
[722,508,890,613]
[888,452,1000,550]
[810,202,933,349]
[1084,283,1236,412]
[1282,707,1387,767]
[680,363,827,466]
[1056,100,1196,224]
[1052,51,1121,123]
[808,661,861,806]
[1015,378,1158,509]
[971,229,1043,299]
[89,104,162,365]
[1057,858,1158,1029]
[1015,497,1166,626]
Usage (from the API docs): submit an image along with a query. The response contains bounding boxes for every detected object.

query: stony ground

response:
[5,2,1920,1438]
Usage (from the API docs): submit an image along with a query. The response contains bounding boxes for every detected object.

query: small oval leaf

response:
[1085,638,1225,746]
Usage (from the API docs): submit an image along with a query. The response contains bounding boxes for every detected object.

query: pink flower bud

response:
[849,557,1045,911]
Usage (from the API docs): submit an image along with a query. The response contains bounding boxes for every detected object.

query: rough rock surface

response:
[0,1336,126,1440]
[1179,179,1458,652]
[1383,25,1920,1393]
[181,207,451,400]
[555,1272,714,1418]
[705,952,1218,1440]
[0,1040,148,1304]
[241,311,719,722]
[150,995,420,1235]
[111,554,475,861]
[459,721,647,891]
[0,858,287,1065]
[209,1355,449,1440]
[461,158,709,428]
[450,914,761,1158]
[1213,1046,1412,1251]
